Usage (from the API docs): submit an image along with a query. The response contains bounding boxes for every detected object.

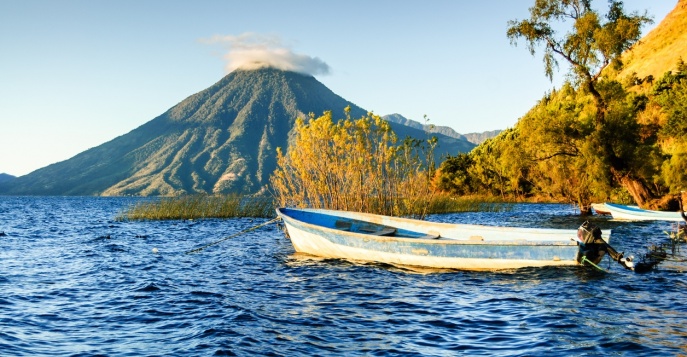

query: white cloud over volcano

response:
[201,33,330,76]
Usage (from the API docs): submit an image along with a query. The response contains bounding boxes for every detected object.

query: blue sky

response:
[0,0,676,177]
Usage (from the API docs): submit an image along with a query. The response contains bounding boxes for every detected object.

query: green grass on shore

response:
[116,194,275,221]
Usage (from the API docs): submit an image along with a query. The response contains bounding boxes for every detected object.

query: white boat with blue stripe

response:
[276,207,612,271]
[603,203,687,222]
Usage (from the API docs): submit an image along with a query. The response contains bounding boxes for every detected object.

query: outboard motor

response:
[576,221,634,270]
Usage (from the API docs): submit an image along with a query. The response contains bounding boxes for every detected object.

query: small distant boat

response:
[591,203,611,215]
[604,203,687,222]
[276,207,612,271]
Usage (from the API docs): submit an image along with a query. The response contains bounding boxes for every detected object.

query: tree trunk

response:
[588,81,607,126]
[579,202,593,216]
[617,173,654,208]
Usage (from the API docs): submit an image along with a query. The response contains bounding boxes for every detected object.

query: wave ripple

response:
[1,197,686,356]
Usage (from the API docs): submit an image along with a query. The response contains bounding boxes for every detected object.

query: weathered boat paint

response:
[591,203,611,215]
[604,203,686,222]
[277,207,611,271]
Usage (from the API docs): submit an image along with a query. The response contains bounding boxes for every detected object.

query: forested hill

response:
[0,68,474,196]
[435,0,687,212]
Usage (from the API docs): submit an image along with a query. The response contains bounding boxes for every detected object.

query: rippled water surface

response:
[1,197,686,356]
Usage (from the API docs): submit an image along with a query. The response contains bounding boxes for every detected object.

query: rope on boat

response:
[185,217,281,254]
[581,256,605,272]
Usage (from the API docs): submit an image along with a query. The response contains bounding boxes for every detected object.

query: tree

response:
[654,63,687,195]
[516,83,611,212]
[466,129,531,199]
[434,153,474,196]
[507,0,657,207]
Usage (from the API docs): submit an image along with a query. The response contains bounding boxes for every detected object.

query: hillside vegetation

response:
[436,0,686,213]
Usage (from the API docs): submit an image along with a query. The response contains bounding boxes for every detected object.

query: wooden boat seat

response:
[334,219,441,238]
[335,220,352,231]
[367,227,397,236]
[335,220,397,236]
[419,233,441,239]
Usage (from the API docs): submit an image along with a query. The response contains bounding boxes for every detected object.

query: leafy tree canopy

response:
[507,0,652,90]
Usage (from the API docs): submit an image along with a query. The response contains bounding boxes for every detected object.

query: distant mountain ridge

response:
[462,130,503,145]
[0,173,15,184]
[0,68,475,196]
[383,113,501,145]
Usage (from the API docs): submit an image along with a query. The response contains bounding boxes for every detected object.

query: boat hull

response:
[604,203,686,222]
[277,208,603,271]
[591,203,611,215]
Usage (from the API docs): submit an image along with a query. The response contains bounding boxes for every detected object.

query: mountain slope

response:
[462,130,503,145]
[617,0,687,80]
[0,173,15,184]
[0,68,474,196]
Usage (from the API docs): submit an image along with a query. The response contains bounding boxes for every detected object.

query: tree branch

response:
[532,151,579,162]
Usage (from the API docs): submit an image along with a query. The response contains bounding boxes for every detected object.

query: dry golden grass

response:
[617,0,687,80]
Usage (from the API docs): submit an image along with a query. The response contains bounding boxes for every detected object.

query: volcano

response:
[0,68,475,196]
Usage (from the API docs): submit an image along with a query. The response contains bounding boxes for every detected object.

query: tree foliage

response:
[433,2,685,212]
[652,63,687,193]
[434,153,474,196]
[270,108,437,218]
[507,0,651,97]
[504,0,661,210]
[435,58,687,211]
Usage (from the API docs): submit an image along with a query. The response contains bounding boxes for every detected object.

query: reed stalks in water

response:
[271,110,441,219]
[423,194,511,214]
[116,194,274,221]
[116,193,506,221]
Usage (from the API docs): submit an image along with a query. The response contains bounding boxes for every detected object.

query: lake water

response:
[1,196,686,356]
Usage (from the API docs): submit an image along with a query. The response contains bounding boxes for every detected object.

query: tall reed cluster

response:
[270,108,437,218]
[117,194,274,221]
